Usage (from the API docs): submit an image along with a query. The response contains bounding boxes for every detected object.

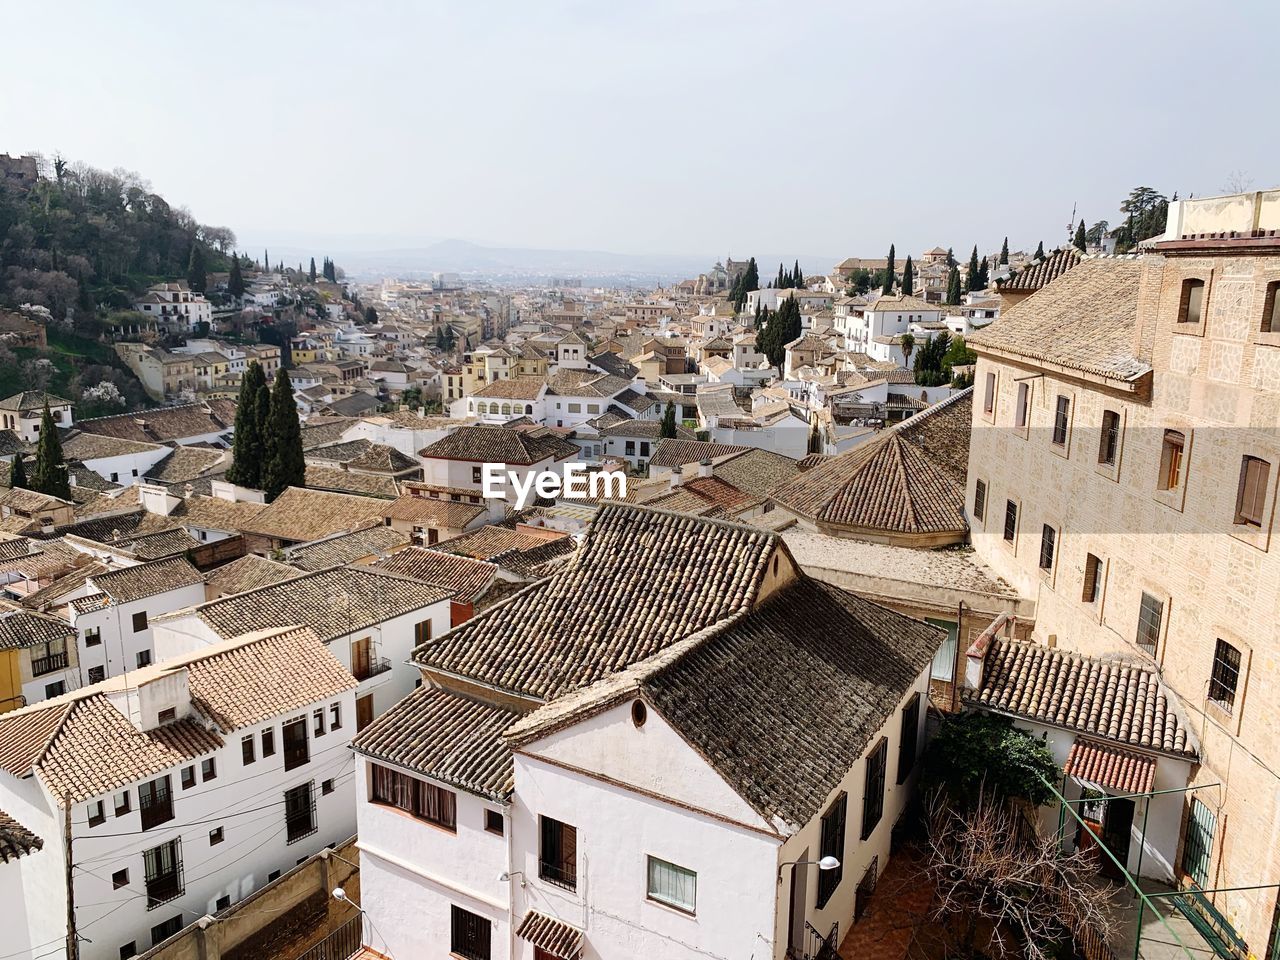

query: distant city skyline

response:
[3,0,1277,266]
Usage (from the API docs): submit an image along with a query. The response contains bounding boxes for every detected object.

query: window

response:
[640,440,651,457]
[485,809,504,836]
[322,778,335,795]
[1208,639,1242,712]
[450,905,492,960]
[284,782,317,844]
[150,913,183,946]
[120,942,137,959]
[201,758,217,782]
[647,856,697,913]
[85,626,102,647]
[1178,278,1206,325]
[983,371,996,414]
[45,680,65,698]
[1002,501,1017,543]
[181,766,196,790]
[370,764,457,831]
[567,402,581,413]
[1015,382,1029,429]
[88,800,106,827]
[973,479,986,521]
[1136,592,1163,657]
[157,708,176,724]
[539,815,578,889]
[1099,410,1121,465]
[471,466,482,484]
[209,827,224,845]
[414,619,432,644]
[242,736,255,765]
[1159,430,1185,490]
[114,790,131,817]
[283,718,309,771]
[330,703,342,730]
[132,611,148,633]
[262,727,276,757]
[861,739,888,840]
[88,666,106,684]
[1039,524,1056,571]
[313,709,326,737]
[136,650,152,669]
[139,775,174,830]
[216,895,231,911]
[143,839,184,908]
[1052,395,1070,446]
[1264,281,1280,333]
[1083,554,1103,604]
[897,694,921,784]
[625,440,636,456]
[1235,456,1270,527]
[267,870,281,882]
[1181,798,1216,886]
[817,793,847,907]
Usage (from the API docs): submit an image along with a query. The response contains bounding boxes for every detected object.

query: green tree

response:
[225,362,268,489]
[31,404,71,500]
[309,257,317,282]
[1034,240,1045,259]
[1073,219,1087,251]
[186,244,207,294]
[999,237,1009,265]
[364,305,378,324]
[793,259,804,288]
[660,401,677,439]
[882,244,896,294]
[228,254,246,298]
[901,256,914,295]
[845,268,874,296]
[730,257,759,311]
[8,455,28,490]
[920,712,1058,808]
[967,245,981,291]
[977,256,989,290]
[945,265,962,304]
[263,249,269,273]
[946,246,956,268]
[899,331,916,369]
[261,371,305,502]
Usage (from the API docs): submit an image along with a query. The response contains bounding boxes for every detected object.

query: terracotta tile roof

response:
[965,638,1196,758]
[0,487,73,514]
[304,466,400,500]
[143,446,226,484]
[173,494,266,532]
[596,418,695,441]
[770,390,972,538]
[352,685,518,799]
[61,432,164,462]
[545,370,632,398]
[0,809,43,862]
[588,352,638,379]
[516,911,583,960]
[642,488,724,516]
[648,438,750,469]
[996,246,1082,293]
[715,448,801,494]
[0,603,75,650]
[241,487,387,544]
[415,505,776,700]
[868,293,938,313]
[1064,738,1157,794]
[420,426,579,465]
[379,495,487,528]
[488,535,579,578]
[286,524,410,572]
[86,556,203,604]
[108,528,201,561]
[0,391,70,414]
[300,418,357,450]
[471,377,546,400]
[203,555,300,597]
[436,526,568,562]
[305,439,419,474]
[660,476,757,513]
[370,547,498,601]
[74,401,235,443]
[969,258,1149,382]
[191,565,453,643]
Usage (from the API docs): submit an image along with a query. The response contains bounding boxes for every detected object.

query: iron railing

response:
[293,914,362,960]
[352,656,391,682]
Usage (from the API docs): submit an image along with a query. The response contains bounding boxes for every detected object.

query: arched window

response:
[526,404,534,414]
[501,403,511,416]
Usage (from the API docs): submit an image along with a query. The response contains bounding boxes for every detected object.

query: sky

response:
[3,0,1278,266]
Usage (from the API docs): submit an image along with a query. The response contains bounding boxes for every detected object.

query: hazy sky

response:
[3,0,1277,263]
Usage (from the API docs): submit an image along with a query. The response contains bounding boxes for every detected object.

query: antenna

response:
[1068,202,1077,241]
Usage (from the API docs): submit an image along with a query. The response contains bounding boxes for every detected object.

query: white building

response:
[843,293,942,360]
[350,504,941,960]
[0,625,357,960]
[0,391,74,443]
[132,282,213,335]
[418,426,582,506]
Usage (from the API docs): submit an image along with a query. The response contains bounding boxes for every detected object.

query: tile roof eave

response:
[970,341,1152,389]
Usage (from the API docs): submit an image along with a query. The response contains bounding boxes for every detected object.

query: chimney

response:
[669,464,684,489]
[963,612,1010,693]
[697,458,712,479]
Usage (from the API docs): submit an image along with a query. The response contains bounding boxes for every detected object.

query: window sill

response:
[646,895,697,918]
[1252,331,1280,348]
[1049,439,1072,460]
[1172,321,1206,338]
[1152,486,1186,513]
[1094,460,1121,483]
[1229,521,1271,552]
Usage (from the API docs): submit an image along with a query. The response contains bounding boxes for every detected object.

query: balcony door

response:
[351,637,371,680]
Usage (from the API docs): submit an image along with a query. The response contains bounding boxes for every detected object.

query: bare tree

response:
[925,793,1118,960]
[1222,170,1254,194]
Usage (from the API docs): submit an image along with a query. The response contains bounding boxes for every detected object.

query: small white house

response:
[0,391,74,443]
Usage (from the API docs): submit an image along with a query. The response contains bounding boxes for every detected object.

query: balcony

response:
[539,858,577,891]
[140,785,175,831]
[145,870,183,909]
[351,656,391,682]
[31,651,68,676]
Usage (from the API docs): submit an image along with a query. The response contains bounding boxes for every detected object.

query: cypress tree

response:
[946,247,956,268]
[967,246,981,291]
[226,362,267,489]
[8,455,27,490]
[1074,219,1087,251]
[262,371,306,502]
[902,256,914,295]
[977,256,990,290]
[660,401,677,439]
[776,263,786,289]
[945,265,962,304]
[31,405,70,500]
[229,254,246,298]
[186,244,207,294]
[999,237,1009,265]
[264,249,270,274]
[793,260,804,288]
[883,244,896,294]
[1035,240,1045,260]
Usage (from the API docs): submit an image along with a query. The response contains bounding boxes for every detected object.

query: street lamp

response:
[332,886,362,909]
[777,856,840,884]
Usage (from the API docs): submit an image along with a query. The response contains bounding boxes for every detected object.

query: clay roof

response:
[74,401,235,443]
[414,505,776,700]
[378,495,487,528]
[596,418,696,441]
[203,554,300,597]
[436,526,568,562]
[240,487,386,544]
[286,524,410,571]
[545,370,632,398]
[868,293,938,313]
[420,426,579,465]
[106,528,201,561]
[1064,737,1157,794]
[371,547,498,601]
[965,638,1196,758]
[173,495,266,532]
[61,432,163,462]
[142,446,225,484]
[0,809,43,863]
[303,466,401,500]
[647,438,750,469]
[771,390,972,537]
[0,603,76,651]
[715,448,801,493]
[305,439,418,473]
[352,685,518,799]
[86,556,203,605]
[997,246,1082,293]
[471,378,546,400]
[969,258,1149,382]
[516,912,583,960]
[0,391,70,414]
